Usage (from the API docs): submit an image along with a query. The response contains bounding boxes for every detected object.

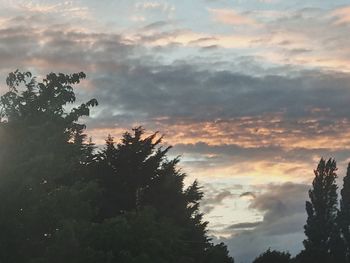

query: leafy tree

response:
[0,70,98,262]
[252,249,290,263]
[301,158,341,263]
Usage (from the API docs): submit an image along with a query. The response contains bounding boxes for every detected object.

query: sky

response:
[1,0,350,262]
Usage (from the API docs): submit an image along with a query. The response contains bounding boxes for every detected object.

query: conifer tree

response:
[302,158,340,263]
[95,127,232,263]
[339,163,350,261]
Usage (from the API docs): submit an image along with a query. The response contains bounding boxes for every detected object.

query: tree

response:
[93,127,234,263]
[252,249,290,263]
[301,158,341,263]
[204,243,234,263]
[0,70,99,262]
[0,71,235,263]
[94,128,208,261]
[339,163,350,261]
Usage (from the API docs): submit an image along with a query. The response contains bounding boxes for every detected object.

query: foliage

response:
[299,158,345,263]
[0,70,234,263]
[204,243,235,263]
[0,70,99,263]
[339,163,350,262]
[252,249,291,263]
[94,127,210,261]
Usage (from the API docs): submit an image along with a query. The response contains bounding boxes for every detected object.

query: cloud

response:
[2,12,350,185]
[120,6,350,73]
[143,20,171,30]
[209,8,257,26]
[228,221,262,230]
[135,1,175,12]
[221,182,309,262]
[249,182,309,225]
[201,189,236,213]
[330,6,350,25]
[90,67,350,123]
[240,192,256,199]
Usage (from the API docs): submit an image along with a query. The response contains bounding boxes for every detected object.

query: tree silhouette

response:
[252,249,290,263]
[301,158,341,263]
[0,71,234,263]
[339,163,350,262]
[0,70,99,262]
[204,243,234,263]
[94,127,215,262]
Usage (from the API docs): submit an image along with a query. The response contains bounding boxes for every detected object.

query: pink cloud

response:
[331,6,350,25]
[209,8,257,26]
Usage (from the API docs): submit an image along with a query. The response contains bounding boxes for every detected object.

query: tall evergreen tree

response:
[94,127,232,263]
[301,158,340,263]
[339,163,350,261]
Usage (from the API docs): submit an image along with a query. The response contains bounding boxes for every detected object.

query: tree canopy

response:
[0,70,234,263]
[252,249,291,263]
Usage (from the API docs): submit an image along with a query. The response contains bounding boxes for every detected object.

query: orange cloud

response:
[331,6,350,25]
[87,116,350,150]
[209,8,258,26]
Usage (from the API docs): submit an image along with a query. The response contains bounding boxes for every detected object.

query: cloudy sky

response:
[1,0,350,262]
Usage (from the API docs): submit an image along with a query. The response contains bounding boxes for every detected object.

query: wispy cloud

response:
[209,8,258,26]
[12,1,90,19]
[330,6,350,25]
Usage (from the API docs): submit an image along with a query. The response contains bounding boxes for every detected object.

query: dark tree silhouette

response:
[252,249,290,263]
[204,243,234,263]
[0,70,99,262]
[0,71,234,263]
[339,163,350,261]
[94,127,216,262]
[300,158,342,263]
